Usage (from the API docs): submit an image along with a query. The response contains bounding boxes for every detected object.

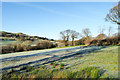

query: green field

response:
[2,46,118,79]
[1,40,21,46]
[1,40,34,46]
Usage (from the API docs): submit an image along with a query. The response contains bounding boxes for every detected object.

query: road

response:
[0,46,104,72]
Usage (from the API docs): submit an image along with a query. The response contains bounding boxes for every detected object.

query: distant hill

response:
[0,31,54,41]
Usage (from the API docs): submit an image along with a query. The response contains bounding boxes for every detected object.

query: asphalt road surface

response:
[0,46,104,72]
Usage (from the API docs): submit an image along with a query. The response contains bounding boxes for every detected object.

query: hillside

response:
[0,31,54,41]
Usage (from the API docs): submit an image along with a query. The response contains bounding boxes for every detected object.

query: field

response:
[1,46,118,79]
[1,40,18,46]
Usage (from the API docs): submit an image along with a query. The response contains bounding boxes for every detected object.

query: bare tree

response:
[82,28,91,39]
[105,2,120,25]
[108,26,112,37]
[98,27,105,34]
[71,30,79,46]
[60,32,66,45]
[66,29,71,42]
[60,29,71,46]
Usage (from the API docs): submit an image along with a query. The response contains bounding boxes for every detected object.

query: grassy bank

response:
[51,45,85,49]
[2,46,118,79]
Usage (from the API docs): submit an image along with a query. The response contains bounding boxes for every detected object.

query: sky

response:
[2,0,119,2]
[2,2,118,40]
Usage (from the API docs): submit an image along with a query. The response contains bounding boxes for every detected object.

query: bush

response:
[35,40,56,49]
[84,39,92,46]
[89,39,100,46]
[89,36,120,46]
[2,40,57,54]
[75,38,86,45]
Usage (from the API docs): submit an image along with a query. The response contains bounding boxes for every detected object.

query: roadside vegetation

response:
[52,45,85,49]
[2,66,102,79]
[1,40,57,54]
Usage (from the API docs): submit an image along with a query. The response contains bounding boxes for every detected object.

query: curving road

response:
[0,46,104,72]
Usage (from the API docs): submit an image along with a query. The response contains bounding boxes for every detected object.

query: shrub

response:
[35,40,56,49]
[84,39,92,46]
[98,37,119,46]
[89,39,100,46]
[2,44,24,54]
[89,36,120,46]
[15,44,24,52]
[75,38,86,45]
[74,67,101,78]
[2,40,57,54]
